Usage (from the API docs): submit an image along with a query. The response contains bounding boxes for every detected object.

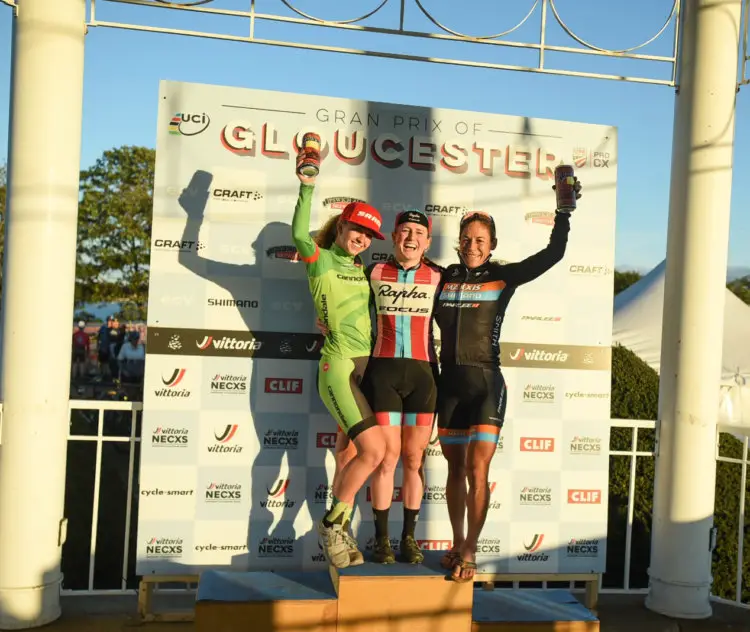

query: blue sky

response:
[0,0,748,273]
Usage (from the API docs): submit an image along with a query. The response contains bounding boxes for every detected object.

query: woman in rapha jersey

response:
[434,177,582,583]
[292,155,389,569]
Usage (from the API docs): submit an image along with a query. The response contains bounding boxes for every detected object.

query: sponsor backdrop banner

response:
[136,80,616,575]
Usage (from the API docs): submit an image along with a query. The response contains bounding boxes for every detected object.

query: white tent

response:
[613,260,750,434]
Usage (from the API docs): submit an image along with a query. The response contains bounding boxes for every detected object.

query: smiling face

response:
[335,221,374,257]
[392,222,431,267]
[459,220,496,269]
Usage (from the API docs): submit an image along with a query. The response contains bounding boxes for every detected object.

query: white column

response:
[0,0,86,629]
[646,0,742,619]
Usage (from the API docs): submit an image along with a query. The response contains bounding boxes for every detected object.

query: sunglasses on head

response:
[460,210,495,228]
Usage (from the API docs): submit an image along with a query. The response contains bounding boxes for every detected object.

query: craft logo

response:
[313,483,333,505]
[476,537,502,555]
[264,378,303,394]
[371,252,396,262]
[207,298,259,309]
[523,384,556,403]
[423,203,468,216]
[565,391,610,400]
[521,315,561,322]
[366,486,403,503]
[323,196,365,210]
[195,335,262,353]
[208,424,242,454]
[422,484,447,504]
[567,489,602,504]
[567,537,600,558]
[572,147,588,168]
[140,487,194,498]
[508,347,569,364]
[205,482,242,503]
[257,536,294,558]
[519,486,552,506]
[210,373,248,395]
[145,536,183,559]
[569,264,613,276]
[154,368,190,398]
[520,437,555,452]
[169,112,210,137]
[152,238,205,252]
[316,432,337,449]
[524,211,555,226]
[151,426,188,448]
[261,479,295,509]
[517,534,549,562]
[212,188,263,202]
[569,436,602,455]
[263,429,299,450]
[266,245,300,262]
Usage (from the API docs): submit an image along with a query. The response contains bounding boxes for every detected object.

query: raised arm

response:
[291,182,319,264]
[501,211,570,286]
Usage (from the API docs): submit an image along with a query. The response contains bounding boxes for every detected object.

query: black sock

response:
[373,508,390,539]
[402,508,419,539]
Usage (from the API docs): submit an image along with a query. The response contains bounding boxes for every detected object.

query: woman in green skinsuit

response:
[291,156,387,569]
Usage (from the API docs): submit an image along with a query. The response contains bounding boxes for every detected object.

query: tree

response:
[614,270,642,295]
[76,146,154,320]
[727,275,750,305]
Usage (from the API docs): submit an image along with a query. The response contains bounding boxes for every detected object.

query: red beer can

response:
[554,164,577,213]
[297,132,321,178]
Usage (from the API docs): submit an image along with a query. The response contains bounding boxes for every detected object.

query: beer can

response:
[554,164,577,213]
[297,133,321,178]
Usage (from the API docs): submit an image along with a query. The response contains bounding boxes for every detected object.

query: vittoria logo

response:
[205,482,242,503]
[262,429,299,449]
[145,536,183,558]
[210,373,248,394]
[151,426,188,448]
[422,485,447,504]
[261,479,295,509]
[476,538,502,554]
[312,483,333,505]
[522,384,555,403]
[519,486,552,506]
[154,368,191,398]
[257,536,294,558]
[569,436,602,455]
[196,335,262,352]
[517,534,549,562]
[567,537,599,558]
[209,424,242,453]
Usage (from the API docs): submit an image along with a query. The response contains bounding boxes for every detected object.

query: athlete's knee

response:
[377,445,400,476]
[401,446,424,473]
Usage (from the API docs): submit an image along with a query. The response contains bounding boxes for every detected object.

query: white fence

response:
[56,401,749,609]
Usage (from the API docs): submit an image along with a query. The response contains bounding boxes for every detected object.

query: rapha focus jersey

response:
[292,184,372,359]
[366,259,442,363]
[434,212,571,368]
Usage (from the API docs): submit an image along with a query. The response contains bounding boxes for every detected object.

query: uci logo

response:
[169,112,210,137]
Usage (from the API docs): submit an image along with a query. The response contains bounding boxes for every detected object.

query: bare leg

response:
[401,426,431,510]
[332,423,386,505]
[440,443,468,565]
[370,426,401,510]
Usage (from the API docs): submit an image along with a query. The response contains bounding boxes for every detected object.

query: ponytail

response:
[314,213,342,250]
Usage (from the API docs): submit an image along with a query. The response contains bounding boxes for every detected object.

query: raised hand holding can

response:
[553,164,582,213]
[297,132,322,178]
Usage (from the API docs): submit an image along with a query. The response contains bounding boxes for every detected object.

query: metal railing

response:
[61,400,749,610]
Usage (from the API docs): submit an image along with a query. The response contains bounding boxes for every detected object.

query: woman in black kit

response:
[434,177,583,583]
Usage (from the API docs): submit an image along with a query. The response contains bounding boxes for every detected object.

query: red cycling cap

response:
[339,201,385,240]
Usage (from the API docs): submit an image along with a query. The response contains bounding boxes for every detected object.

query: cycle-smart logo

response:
[169,112,210,137]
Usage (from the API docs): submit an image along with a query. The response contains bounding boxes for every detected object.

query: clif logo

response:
[316,432,337,449]
[520,437,555,452]
[264,378,303,394]
[567,489,601,504]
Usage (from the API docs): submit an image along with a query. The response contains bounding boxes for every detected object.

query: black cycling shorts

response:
[437,364,507,445]
[361,358,439,428]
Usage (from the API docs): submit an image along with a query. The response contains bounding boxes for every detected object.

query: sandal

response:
[440,550,461,569]
[449,558,477,583]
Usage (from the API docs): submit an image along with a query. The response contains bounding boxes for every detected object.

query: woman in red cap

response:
[291,155,388,569]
